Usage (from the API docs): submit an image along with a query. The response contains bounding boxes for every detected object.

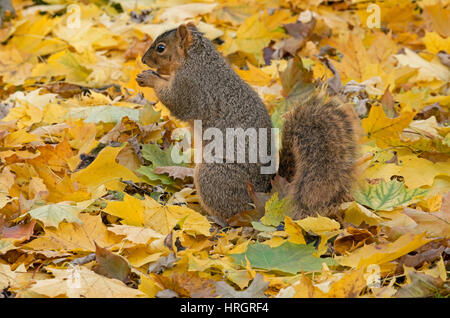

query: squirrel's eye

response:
[156,43,166,53]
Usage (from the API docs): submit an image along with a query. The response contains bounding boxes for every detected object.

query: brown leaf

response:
[124,35,153,60]
[245,180,270,217]
[153,272,215,298]
[397,245,445,269]
[279,18,316,56]
[380,86,397,118]
[93,242,131,283]
[319,56,342,95]
[334,226,376,255]
[99,116,142,144]
[396,271,444,298]
[270,174,290,198]
[438,51,450,68]
[1,219,36,242]
[414,104,449,124]
[227,209,261,227]
[43,83,84,98]
[279,56,314,96]
[153,166,194,180]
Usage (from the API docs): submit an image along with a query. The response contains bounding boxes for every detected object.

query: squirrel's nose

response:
[142,53,153,67]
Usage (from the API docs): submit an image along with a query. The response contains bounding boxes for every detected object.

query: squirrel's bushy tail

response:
[278,94,359,219]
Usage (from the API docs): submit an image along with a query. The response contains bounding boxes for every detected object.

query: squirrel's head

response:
[141,23,196,76]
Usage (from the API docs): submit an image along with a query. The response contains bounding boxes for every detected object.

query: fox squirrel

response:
[136,24,358,223]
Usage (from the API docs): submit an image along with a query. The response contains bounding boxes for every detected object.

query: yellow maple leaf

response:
[362,106,415,146]
[326,268,367,298]
[71,145,140,192]
[143,197,211,236]
[423,31,450,55]
[0,46,35,86]
[291,274,327,298]
[104,194,146,227]
[333,33,379,82]
[3,130,39,148]
[336,233,431,268]
[342,201,383,226]
[31,50,92,85]
[124,248,163,267]
[235,62,273,86]
[363,154,450,188]
[22,214,120,252]
[30,266,146,298]
[395,48,450,82]
[139,274,163,298]
[2,102,43,129]
[221,10,292,64]
[293,215,341,256]
[9,15,61,56]
[396,89,428,112]
[284,216,306,245]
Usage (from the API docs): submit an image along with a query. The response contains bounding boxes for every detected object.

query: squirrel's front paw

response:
[136,70,159,88]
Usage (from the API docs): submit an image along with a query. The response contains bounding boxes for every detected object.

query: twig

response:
[69,253,96,266]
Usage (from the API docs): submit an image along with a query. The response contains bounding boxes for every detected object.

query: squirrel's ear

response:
[176,24,193,52]
[186,22,197,31]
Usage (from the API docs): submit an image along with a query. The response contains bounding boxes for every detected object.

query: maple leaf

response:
[395,48,450,82]
[107,224,164,245]
[72,145,141,192]
[362,105,415,146]
[26,202,83,228]
[22,214,120,252]
[221,10,293,64]
[336,233,431,268]
[104,193,146,226]
[143,197,211,236]
[30,266,146,298]
[260,192,291,227]
[232,241,336,274]
[93,243,131,283]
[215,274,268,298]
[353,180,428,211]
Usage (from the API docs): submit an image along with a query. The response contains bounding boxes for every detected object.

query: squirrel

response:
[136,23,358,224]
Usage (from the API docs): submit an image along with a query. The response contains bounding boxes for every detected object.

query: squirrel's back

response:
[178,31,271,131]
[279,94,359,219]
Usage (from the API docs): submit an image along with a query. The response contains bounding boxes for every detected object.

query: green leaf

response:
[260,192,290,227]
[136,166,174,185]
[139,104,161,126]
[353,180,428,211]
[141,144,186,168]
[251,221,276,233]
[138,144,187,185]
[27,203,83,228]
[231,241,336,274]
